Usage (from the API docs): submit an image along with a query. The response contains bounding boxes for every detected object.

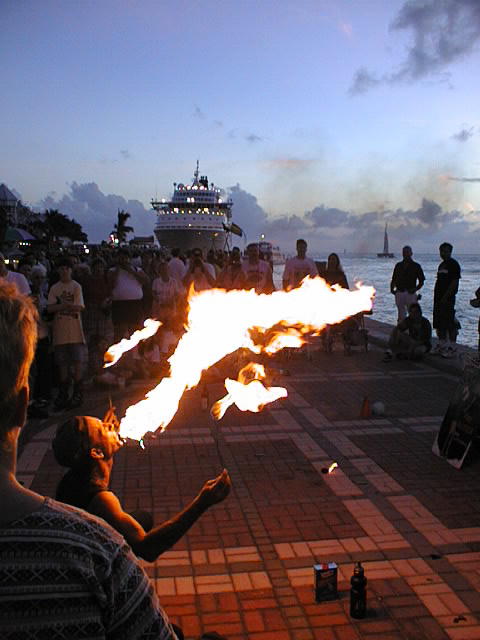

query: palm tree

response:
[113,210,134,243]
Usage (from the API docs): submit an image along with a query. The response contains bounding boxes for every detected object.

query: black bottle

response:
[350,561,367,619]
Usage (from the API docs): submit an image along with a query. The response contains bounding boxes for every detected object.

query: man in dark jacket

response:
[390,246,425,323]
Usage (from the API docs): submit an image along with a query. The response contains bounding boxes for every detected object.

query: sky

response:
[1,0,480,253]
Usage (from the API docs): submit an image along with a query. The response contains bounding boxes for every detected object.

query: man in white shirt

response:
[107,248,148,340]
[167,248,187,282]
[282,239,318,290]
[0,253,31,295]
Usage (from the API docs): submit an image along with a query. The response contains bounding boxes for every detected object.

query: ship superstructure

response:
[151,162,233,253]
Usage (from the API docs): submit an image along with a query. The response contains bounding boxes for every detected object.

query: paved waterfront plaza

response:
[18,329,480,640]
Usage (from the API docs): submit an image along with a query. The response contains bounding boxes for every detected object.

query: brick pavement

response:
[17,336,480,639]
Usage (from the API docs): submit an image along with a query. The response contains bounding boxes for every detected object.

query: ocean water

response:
[273,254,480,349]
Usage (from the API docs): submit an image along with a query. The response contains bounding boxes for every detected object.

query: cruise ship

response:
[151,163,234,253]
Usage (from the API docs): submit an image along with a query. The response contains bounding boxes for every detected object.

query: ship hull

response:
[154,228,228,253]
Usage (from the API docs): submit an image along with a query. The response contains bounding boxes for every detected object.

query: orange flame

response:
[104,319,162,368]
[118,277,375,441]
[211,362,287,419]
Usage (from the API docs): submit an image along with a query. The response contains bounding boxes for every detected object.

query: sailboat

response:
[377,224,394,258]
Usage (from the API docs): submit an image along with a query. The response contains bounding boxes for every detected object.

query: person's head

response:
[192,248,203,268]
[439,242,453,260]
[117,247,131,267]
[327,253,341,271]
[408,302,422,320]
[17,259,33,281]
[157,259,169,278]
[91,257,106,276]
[171,247,180,258]
[52,413,123,470]
[230,246,241,264]
[207,249,215,264]
[0,282,38,448]
[30,265,46,292]
[402,246,413,260]
[246,243,259,262]
[56,257,73,283]
[296,239,307,259]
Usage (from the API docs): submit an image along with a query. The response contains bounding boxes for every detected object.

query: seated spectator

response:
[384,302,432,361]
[0,281,178,640]
[325,252,349,289]
[53,411,231,562]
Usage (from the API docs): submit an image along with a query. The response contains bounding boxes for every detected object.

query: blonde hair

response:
[0,282,38,437]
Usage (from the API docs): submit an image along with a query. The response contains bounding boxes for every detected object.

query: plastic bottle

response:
[350,561,367,619]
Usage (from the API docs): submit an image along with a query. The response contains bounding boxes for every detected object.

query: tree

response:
[113,209,134,243]
[0,206,11,251]
[42,209,88,244]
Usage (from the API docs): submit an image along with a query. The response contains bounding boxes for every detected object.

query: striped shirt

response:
[0,497,177,640]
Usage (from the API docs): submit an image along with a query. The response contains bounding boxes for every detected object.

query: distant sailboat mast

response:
[383,224,389,254]
[377,223,394,258]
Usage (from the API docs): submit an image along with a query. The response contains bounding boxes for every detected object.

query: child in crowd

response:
[47,257,86,409]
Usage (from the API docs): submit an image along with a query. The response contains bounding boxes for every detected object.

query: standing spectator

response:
[243,243,273,293]
[217,247,246,290]
[390,246,425,323]
[282,239,317,290]
[432,242,461,358]
[152,259,181,321]
[0,252,31,295]
[47,257,86,410]
[168,248,186,283]
[28,266,53,418]
[108,248,148,341]
[470,287,480,352]
[0,281,178,640]
[82,258,114,376]
[183,248,216,292]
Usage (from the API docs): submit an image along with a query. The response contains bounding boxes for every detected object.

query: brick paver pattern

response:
[17,346,480,639]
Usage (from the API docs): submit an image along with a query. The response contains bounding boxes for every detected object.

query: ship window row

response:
[159,210,224,215]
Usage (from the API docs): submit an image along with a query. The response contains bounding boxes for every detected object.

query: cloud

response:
[350,0,480,94]
[451,127,475,142]
[36,182,153,243]
[266,156,314,172]
[447,175,480,182]
[193,105,206,119]
[31,181,479,253]
[349,67,380,95]
[245,133,263,143]
[120,148,132,159]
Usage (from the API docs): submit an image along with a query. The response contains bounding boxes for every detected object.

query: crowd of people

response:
[0,238,478,420]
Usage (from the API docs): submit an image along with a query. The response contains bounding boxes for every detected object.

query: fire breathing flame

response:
[114,277,374,441]
[328,462,338,473]
[104,319,162,368]
[211,362,288,420]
